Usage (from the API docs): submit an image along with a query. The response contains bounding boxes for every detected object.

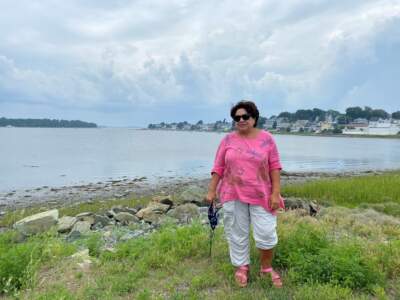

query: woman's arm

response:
[269,169,281,210]
[206,172,221,203]
[270,169,281,194]
[206,136,227,203]
[268,135,282,210]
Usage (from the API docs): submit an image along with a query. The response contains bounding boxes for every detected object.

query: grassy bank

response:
[1,207,399,299]
[282,170,400,217]
[1,171,400,299]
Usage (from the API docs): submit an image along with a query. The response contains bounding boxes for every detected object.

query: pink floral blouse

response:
[211,130,285,214]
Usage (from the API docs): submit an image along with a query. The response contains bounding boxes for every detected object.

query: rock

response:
[114,212,140,225]
[198,207,208,215]
[68,220,92,240]
[105,210,116,219]
[123,207,138,215]
[102,230,117,245]
[120,230,145,241]
[142,212,162,224]
[76,212,95,225]
[57,216,78,233]
[136,202,170,219]
[309,202,320,216]
[160,199,174,207]
[71,249,92,270]
[114,193,128,198]
[152,195,174,207]
[284,198,308,210]
[140,222,154,232]
[111,206,138,215]
[155,216,179,226]
[178,185,206,206]
[93,214,111,228]
[14,209,59,236]
[198,207,209,223]
[166,203,200,224]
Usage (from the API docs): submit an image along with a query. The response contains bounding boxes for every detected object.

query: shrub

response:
[275,221,383,290]
[289,241,383,290]
[274,222,329,268]
[0,231,76,294]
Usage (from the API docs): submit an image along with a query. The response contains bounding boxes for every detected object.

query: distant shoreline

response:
[142,128,400,139]
[0,117,97,128]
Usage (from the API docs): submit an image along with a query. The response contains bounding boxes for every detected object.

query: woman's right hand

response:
[205,190,217,204]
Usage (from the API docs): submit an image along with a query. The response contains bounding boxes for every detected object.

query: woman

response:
[206,100,284,288]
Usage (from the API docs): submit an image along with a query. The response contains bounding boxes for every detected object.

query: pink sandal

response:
[235,265,249,288]
[260,267,282,288]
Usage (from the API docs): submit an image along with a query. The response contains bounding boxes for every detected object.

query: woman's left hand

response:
[270,192,281,210]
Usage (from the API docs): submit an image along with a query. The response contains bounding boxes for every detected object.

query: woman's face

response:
[234,108,255,133]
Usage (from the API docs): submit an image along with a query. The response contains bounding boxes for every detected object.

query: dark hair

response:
[230,100,259,127]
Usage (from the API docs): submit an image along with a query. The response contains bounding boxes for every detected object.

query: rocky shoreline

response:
[0,170,385,214]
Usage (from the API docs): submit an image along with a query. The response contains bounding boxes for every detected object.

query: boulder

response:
[178,185,206,206]
[284,197,308,210]
[152,195,174,207]
[68,220,92,240]
[155,215,179,226]
[113,206,138,215]
[14,209,59,235]
[57,216,77,233]
[309,202,320,216]
[93,214,112,229]
[105,210,116,219]
[167,203,200,224]
[136,202,170,220]
[142,212,162,224]
[76,212,95,225]
[114,212,139,225]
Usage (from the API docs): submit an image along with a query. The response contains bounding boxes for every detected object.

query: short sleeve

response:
[268,135,282,171]
[211,136,227,177]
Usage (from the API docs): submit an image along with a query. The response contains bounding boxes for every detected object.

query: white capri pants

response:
[223,200,278,267]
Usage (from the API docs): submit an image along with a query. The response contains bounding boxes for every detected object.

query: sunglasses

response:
[233,114,251,122]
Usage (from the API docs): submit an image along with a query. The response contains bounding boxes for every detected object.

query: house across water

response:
[343,119,400,135]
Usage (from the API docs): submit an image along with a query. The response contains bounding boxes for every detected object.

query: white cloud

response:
[0,0,399,125]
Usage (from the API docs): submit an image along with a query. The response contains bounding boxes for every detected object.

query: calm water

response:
[1,128,400,192]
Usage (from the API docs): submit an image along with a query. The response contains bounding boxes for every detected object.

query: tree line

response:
[0,118,97,128]
[277,106,400,123]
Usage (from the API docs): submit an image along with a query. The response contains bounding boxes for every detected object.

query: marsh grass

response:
[282,171,400,209]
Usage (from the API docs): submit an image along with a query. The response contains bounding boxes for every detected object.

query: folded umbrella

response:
[208,201,221,259]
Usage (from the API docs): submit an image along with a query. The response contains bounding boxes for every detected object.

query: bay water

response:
[1,128,400,192]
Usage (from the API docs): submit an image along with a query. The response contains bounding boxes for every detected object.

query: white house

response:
[343,119,400,135]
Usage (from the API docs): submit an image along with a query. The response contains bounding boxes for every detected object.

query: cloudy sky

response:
[0,0,399,127]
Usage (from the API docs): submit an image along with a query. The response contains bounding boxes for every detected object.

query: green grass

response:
[2,171,400,298]
[5,206,399,299]
[0,229,77,294]
[282,171,400,210]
